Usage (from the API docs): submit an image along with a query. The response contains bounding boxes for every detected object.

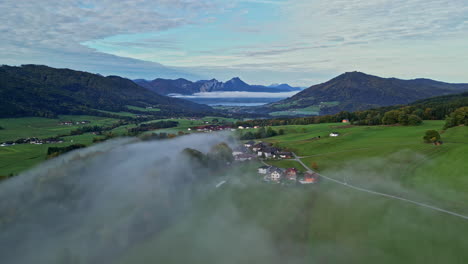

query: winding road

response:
[273,153,468,221]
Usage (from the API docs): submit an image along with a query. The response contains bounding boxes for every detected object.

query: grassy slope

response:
[118,160,468,264]
[262,121,468,214]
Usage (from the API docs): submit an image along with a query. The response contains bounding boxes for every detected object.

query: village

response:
[232,140,320,185]
[0,137,64,147]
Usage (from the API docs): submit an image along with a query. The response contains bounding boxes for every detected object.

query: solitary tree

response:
[311,162,319,171]
[423,130,441,143]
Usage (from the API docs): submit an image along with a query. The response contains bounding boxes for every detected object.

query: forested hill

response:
[265,71,468,115]
[237,91,468,127]
[0,65,213,118]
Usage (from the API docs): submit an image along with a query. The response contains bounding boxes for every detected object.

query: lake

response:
[170,91,298,106]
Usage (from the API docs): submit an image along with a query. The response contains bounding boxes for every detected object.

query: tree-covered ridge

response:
[263,72,468,115]
[0,65,214,118]
[237,92,468,127]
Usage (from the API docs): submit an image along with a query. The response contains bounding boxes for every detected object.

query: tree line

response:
[236,93,468,129]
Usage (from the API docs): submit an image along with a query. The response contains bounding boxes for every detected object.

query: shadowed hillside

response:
[0,65,213,118]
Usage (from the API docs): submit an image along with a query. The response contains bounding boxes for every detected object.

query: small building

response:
[258,166,271,174]
[244,141,255,148]
[276,152,293,159]
[342,119,350,123]
[285,168,298,181]
[300,172,320,184]
[238,126,245,130]
[330,132,340,137]
[252,142,268,152]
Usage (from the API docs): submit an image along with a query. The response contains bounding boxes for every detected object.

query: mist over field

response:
[1,131,468,264]
[0,134,245,264]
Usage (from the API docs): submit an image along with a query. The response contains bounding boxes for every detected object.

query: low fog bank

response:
[0,133,239,264]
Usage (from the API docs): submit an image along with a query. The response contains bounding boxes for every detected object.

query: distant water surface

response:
[171,91,297,106]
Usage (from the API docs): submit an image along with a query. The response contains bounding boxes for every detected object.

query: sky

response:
[1,0,467,86]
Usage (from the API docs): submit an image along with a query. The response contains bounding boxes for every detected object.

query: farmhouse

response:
[252,142,270,152]
[285,168,298,181]
[257,147,278,158]
[276,151,293,159]
[330,132,340,137]
[300,172,320,184]
[342,119,350,123]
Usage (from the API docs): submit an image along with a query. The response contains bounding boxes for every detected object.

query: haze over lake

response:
[171,91,300,106]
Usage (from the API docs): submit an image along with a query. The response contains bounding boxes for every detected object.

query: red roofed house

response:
[299,172,320,184]
[285,168,298,181]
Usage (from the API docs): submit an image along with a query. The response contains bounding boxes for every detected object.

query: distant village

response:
[0,137,64,147]
[232,140,320,185]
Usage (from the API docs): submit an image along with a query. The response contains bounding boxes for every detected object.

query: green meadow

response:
[0,115,237,176]
[259,121,468,214]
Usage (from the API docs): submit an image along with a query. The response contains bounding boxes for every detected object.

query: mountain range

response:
[263,71,468,115]
[134,77,302,95]
[0,65,213,118]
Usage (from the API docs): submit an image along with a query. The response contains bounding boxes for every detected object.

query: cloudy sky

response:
[1,0,467,86]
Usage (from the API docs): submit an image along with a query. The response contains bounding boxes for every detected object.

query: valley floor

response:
[117,121,468,264]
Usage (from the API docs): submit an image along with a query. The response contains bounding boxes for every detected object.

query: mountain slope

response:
[134,77,299,95]
[0,65,213,118]
[266,72,468,115]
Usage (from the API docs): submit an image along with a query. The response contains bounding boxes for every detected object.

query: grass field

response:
[0,115,237,176]
[0,115,118,142]
[261,121,468,215]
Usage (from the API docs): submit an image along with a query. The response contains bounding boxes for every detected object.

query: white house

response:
[330,132,340,137]
[266,167,283,182]
[238,126,245,130]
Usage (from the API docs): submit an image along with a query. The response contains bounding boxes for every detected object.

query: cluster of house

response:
[258,166,320,184]
[245,141,293,159]
[59,120,90,126]
[188,125,235,133]
[232,146,257,161]
[231,141,295,162]
[0,137,64,147]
